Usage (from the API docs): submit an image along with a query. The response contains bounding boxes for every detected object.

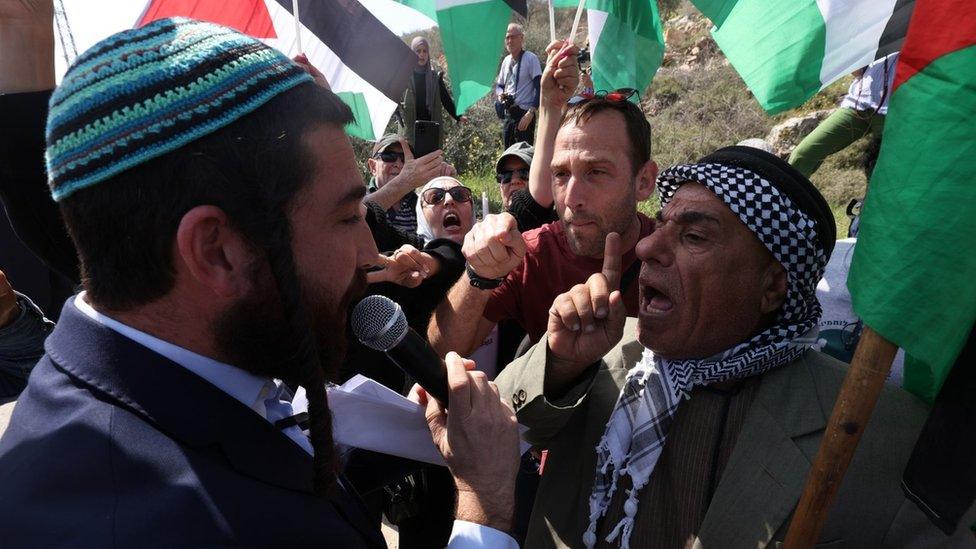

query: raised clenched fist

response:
[462,212,526,281]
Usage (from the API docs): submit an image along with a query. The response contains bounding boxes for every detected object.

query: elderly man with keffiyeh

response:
[495,146,960,548]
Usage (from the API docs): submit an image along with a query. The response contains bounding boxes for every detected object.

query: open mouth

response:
[442,211,462,230]
[641,283,674,315]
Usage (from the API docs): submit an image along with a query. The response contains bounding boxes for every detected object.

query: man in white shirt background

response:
[789,52,899,178]
[495,23,543,147]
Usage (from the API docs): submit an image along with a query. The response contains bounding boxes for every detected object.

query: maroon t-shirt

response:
[483,214,653,341]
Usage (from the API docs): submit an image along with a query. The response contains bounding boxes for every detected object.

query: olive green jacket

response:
[496,318,966,548]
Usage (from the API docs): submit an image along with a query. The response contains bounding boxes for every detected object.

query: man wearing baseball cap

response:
[366,133,454,234]
[495,141,559,235]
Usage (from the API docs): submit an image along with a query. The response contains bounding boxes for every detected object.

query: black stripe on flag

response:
[504,0,527,18]
[274,0,417,102]
[876,0,915,58]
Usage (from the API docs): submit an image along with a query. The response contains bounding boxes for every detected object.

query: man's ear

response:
[366,157,378,176]
[175,205,255,299]
[635,160,658,201]
[760,260,788,315]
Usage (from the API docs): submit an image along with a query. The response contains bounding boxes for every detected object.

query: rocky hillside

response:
[365,1,871,233]
[647,5,870,227]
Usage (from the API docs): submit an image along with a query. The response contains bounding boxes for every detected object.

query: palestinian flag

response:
[396,0,513,115]
[554,0,664,94]
[53,0,420,141]
[691,0,914,113]
[848,0,976,403]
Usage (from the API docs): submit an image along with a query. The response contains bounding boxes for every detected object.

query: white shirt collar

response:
[74,292,275,416]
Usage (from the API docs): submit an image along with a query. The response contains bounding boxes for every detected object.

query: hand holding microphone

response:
[352,295,519,532]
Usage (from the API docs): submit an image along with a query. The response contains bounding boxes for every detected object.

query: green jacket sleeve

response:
[494,333,599,448]
[494,317,644,447]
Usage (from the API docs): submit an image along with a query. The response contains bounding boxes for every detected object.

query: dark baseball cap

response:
[495,141,534,173]
[371,133,413,156]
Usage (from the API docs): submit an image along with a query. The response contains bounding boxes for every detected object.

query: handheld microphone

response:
[351,295,450,406]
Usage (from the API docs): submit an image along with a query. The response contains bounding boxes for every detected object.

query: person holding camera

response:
[495,23,542,147]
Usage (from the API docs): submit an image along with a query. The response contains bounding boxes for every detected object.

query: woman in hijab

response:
[402,36,467,147]
[414,176,476,245]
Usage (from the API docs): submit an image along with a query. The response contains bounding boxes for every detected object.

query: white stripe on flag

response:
[587,9,609,61]
[816,0,899,87]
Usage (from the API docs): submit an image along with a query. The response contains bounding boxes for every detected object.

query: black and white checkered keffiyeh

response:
[583,162,829,549]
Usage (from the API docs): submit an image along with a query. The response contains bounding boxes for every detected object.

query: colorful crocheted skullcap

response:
[46,17,313,201]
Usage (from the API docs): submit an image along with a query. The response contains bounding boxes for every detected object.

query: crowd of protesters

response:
[0,3,972,548]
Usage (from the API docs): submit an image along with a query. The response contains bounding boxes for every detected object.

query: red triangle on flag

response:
[138,0,277,39]
[893,0,976,91]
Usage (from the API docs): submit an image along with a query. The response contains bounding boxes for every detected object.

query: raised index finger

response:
[602,232,622,290]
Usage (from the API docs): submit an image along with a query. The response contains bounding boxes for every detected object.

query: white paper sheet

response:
[293,375,528,466]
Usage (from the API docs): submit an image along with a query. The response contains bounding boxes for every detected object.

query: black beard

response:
[213,269,367,385]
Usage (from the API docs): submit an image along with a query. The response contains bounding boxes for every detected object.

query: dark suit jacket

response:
[0,299,385,548]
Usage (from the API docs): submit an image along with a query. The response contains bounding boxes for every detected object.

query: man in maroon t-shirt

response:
[482,214,653,342]
[429,40,657,357]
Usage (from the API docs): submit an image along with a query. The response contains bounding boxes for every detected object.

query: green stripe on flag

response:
[588,0,663,93]
[551,0,664,93]
[401,0,437,20]
[398,0,509,116]
[690,0,738,27]
[706,0,826,113]
[848,45,976,403]
[337,91,376,141]
[436,1,510,115]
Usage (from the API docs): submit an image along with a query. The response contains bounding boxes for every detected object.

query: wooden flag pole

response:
[783,326,899,548]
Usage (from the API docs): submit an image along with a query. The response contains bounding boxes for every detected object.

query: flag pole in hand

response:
[548,0,556,44]
[569,0,586,45]
[292,0,303,54]
[784,326,898,548]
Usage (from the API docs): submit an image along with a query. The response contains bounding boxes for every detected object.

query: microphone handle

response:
[385,328,451,407]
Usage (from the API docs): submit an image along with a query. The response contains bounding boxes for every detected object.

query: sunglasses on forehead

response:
[496,168,529,185]
[422,186,473,205]
[567,87,640,106]
[373,151,405,163]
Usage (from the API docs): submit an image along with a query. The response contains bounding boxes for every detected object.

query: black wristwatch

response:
[465,262,505,290]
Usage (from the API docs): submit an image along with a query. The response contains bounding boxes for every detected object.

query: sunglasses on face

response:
[496,168,530,185]
[422,186,473,205]
[567,87,640,106]
[374,151,405,163]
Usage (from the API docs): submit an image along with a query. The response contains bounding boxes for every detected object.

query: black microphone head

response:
[351,295,408,352]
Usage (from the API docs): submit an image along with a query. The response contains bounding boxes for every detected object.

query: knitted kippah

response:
[46,17,313,201]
